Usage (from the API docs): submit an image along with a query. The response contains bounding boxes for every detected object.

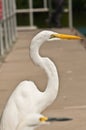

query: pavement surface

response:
[0,28,86,130]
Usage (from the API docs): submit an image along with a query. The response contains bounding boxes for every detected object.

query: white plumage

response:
[0,30,81,130]
[16,113,48,130]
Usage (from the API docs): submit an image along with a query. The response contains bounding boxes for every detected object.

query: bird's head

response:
[30,30,82,63]
[17,113,73,130]
[48,31,82,41]
[35,30,81,40]
[17,113,49,130]
[31,30,82,48]
[27,113,48,127]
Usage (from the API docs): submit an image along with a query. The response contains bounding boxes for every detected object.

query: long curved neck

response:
[30,39,59,112]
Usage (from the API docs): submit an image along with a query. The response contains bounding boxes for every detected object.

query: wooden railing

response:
[0,0,17,56]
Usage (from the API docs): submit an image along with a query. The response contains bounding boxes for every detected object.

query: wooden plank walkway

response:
[0,28,86,130]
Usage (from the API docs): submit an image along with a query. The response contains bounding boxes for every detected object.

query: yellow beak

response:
[39,116,48,122]
[52,33,82,40]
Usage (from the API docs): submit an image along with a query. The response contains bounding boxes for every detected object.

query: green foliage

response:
[16,0,44,9]
[16,0,86,28]
[33,0,43,8]
[16,0,28,9]
[16,0,86,11]
[72,0,86,11]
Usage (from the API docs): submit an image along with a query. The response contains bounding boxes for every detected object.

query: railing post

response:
[13,0,17,42]
[28,0,36,29]
[44,0,47,9]
[2,0,9,52]
[68,0,73,28]
[0,0,17,57]
[0,22,4,56]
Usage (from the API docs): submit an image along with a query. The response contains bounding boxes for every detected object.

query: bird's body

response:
[0,30,81,130]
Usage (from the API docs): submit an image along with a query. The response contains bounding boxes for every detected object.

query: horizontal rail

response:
[16,8,68,14]
[16,8,49,13]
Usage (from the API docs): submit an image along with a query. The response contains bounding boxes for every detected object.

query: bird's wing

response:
[0,81,42,130]
[12,80,43,114]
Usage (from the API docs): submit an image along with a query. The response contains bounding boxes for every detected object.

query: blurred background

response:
[0,0,86,56]
[16,0,86,35]
[0,1,86,130]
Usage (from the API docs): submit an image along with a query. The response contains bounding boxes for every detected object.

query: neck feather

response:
[30,40,59,111]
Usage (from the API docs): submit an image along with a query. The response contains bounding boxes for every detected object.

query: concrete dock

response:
[0,28,86,130]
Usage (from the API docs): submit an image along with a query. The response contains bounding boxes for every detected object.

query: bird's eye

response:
[39,117,48,122]
[50,34,56,39]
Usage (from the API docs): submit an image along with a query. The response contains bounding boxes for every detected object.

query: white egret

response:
[0,30,81,130]
[16,113,48,130]
[16,113,73,130]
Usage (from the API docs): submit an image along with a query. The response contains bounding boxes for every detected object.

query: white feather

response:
[0,30,59,130]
